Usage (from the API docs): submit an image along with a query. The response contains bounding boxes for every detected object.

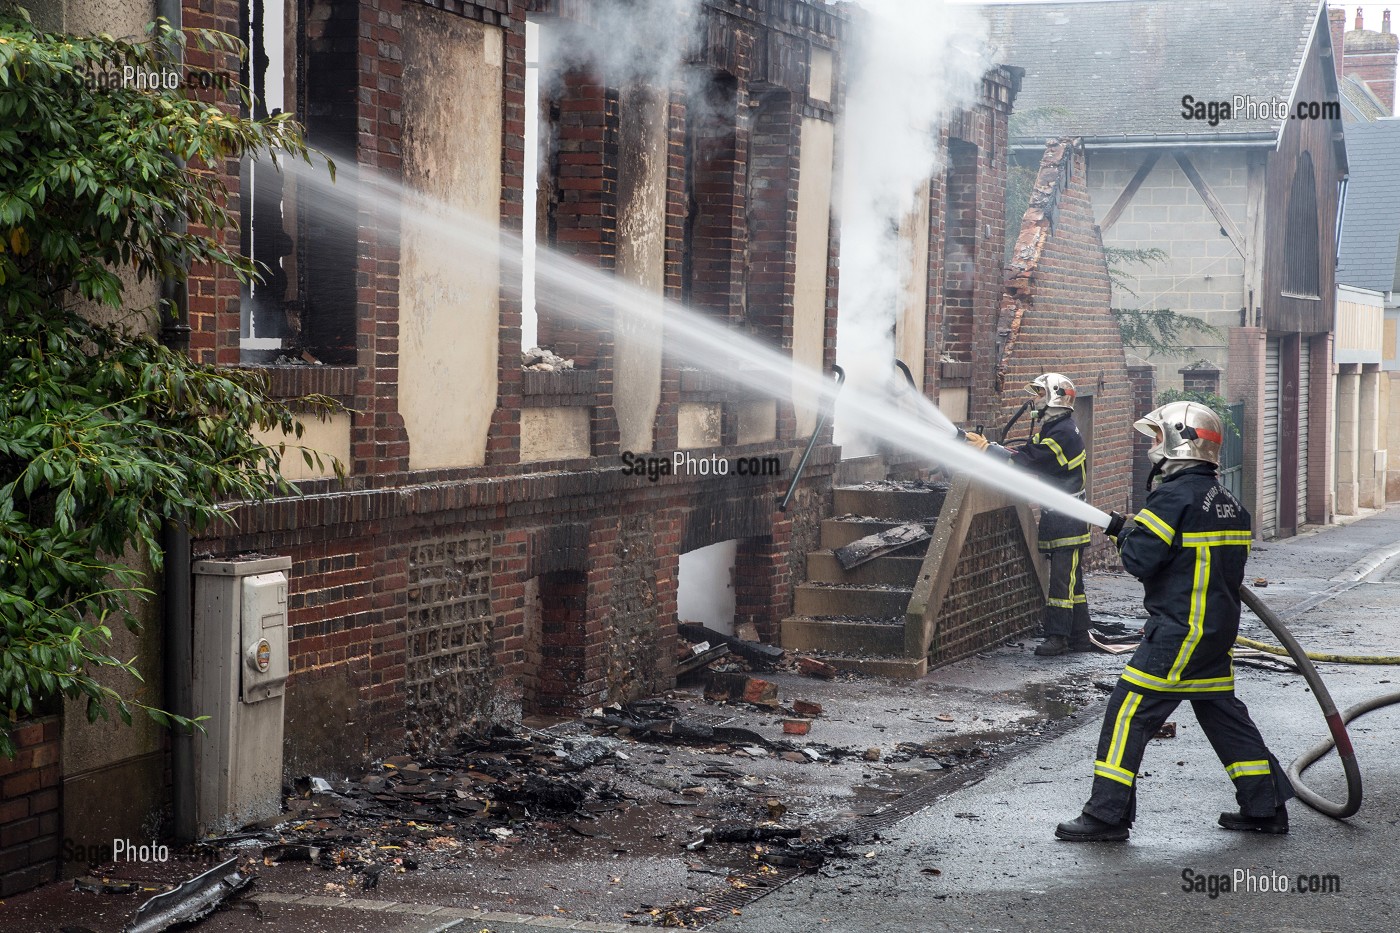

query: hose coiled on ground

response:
[1237,586,1400,819]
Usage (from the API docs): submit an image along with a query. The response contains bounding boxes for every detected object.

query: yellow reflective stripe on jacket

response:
[1039,533,1091,549]
[1134,509,1176,544]
[1181,530,1253,547]
[1225,759,1272,780]
[1037,435,1084,470]
[1121,665,1235,693]
[1166,544,1211,681]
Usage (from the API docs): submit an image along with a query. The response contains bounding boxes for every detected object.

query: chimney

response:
[1385,10,1393,33]
[1356,6,1364,30]
[1330,6,1347,80]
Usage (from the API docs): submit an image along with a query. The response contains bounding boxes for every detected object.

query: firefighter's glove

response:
[963,432,990,452]
[1104,511,1127,539]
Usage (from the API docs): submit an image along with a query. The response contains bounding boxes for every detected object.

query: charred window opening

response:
[238,0,359,365]
[238,0,295,362]
[531,61,620,370]
[941,138,979,360]
[745,90,794,345]
[683,72,740,318]
[1282,152,1320,299]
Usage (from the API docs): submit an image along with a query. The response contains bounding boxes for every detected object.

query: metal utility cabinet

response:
[192,555,292,836]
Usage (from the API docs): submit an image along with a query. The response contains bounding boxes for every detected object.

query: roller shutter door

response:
[1297,339,1309,529]
[1260,336,1280,538]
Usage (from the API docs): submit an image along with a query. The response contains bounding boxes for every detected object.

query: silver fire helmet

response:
[1134,400,1223,467]
[1026,373,1077,413]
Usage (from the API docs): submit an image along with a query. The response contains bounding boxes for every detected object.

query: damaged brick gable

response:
[996,137,1133,561]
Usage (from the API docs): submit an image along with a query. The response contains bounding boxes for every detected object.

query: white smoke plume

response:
[835,0,993,453]
[536,0,702,90]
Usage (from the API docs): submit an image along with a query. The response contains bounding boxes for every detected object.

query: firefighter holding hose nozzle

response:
[964,373,1092,657]
[1055,401,1293,842]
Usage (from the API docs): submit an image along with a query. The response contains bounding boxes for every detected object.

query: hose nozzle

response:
[1104,511,1126,538]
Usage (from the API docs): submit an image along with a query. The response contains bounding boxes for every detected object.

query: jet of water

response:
[276,158,1113,530]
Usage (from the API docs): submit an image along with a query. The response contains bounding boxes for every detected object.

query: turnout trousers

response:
[1043,545,1090,640]
[1084,681,1294,825]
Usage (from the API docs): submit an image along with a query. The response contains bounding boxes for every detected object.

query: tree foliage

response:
[0,9,339,756]
[1104,246,1221,357]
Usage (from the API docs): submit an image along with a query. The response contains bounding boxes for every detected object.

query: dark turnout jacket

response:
[1003,412,1089,550]
[1114,464,1252,695]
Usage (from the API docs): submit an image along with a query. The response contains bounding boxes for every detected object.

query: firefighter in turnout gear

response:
[1055,401,1293,842]
[964,373,1092,656]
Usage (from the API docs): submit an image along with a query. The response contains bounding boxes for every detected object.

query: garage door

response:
[1297,339,1309,529]
[1260,336,1280,539]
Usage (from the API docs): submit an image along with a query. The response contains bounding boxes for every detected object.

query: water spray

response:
[278,158,1114,532]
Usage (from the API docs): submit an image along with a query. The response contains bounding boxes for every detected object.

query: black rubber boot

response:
[1218,806,1289,834]
[1035,635,1069,657]
[1069,633,1095,652]
[1055,812,1130,842]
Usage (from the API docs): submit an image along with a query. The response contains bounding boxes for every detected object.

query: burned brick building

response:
[3,0,1143,895]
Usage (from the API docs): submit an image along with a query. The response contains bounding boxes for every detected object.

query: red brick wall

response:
[0,717,60,897]
[997,139,1133,563]
[1344,27,1399,114]
[184,0,847,772]
[928,69,1015,413]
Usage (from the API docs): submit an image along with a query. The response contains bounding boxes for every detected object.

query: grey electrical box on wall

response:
[192,555,293,836]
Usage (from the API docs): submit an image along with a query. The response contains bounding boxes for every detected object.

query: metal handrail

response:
[777,365,845,513]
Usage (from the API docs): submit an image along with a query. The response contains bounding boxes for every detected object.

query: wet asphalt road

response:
[712,507,1400,933]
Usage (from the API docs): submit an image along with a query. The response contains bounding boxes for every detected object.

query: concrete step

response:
[793,583,912,619]
[819,517,935,551]
[780,615,907,657]
[805,551,924,586]
[824,655,928,679]
[832,485,948,521]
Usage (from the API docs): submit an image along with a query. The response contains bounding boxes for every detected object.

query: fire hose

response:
[1236,586,1400,820]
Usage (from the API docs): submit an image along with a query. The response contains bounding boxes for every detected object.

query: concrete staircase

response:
[780,482,948,678]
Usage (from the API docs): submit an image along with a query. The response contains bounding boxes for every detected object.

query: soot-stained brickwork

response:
[403,533,499,752]
[929,509,1042,666]
[997,138,1133,565]
[606,514,665,705]
[175,0,848,776]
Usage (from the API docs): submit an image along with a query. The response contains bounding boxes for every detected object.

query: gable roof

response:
[1337,118,1400,292]
[1340,73,1390,123]
[984,0,1327,146]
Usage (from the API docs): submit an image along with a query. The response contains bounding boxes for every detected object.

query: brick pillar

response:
[745,91,800,440]
[1179,361,1222,395]
[1308,333,1334,524]
[734,534,790,644]
[0,717,60,897]
[685,72,747,323]
[1126,357,1157,510]
[1361,365,1383,508]
[1336,364,1360,516]
[183,0,245,366]
[1227,327,1267,527]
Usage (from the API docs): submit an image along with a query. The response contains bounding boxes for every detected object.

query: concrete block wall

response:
[1090,148,1251,386]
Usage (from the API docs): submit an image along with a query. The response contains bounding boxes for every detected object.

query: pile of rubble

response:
[521,346,575,372]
